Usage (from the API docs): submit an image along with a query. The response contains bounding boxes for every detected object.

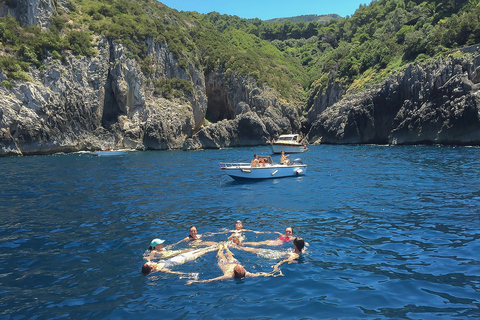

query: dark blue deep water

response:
[1,145,479,319]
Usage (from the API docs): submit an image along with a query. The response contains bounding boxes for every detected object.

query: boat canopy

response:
[277,134,300,142]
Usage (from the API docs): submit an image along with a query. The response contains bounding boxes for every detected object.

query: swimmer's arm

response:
[241,229,270,235]
[246,271,276,278]
[161,268,190,276]
[186,275,229,284]
[273,253,299,271]
[241,241,266,246]
[168,237,189,248]
[204,230,231,236]
[231,244,260,253]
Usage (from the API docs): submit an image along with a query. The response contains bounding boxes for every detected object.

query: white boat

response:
[219,156,307,180]
[269,134,308,154]
[94,150,128,156]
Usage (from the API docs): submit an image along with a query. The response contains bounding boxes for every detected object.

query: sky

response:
[159,0,369,20]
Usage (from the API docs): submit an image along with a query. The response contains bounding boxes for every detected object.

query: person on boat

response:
[280,150,290,165]
[272,237,305,273]
[142,244,219,276]
[251,154,260,167]
[186,242,280,284]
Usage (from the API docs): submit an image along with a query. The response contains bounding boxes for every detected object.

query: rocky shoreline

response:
[1,0,479,157]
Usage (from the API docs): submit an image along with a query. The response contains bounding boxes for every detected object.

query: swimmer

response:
[145,238,194,261]
[273,237,305,272]
[186,242,280,284]
[276,227,294,242]
[170,226,218,248]
[142,244,219,276]
[230,242,289,260]
[208,220,269,243]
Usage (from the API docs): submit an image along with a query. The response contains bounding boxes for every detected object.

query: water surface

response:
[1,145,479,319]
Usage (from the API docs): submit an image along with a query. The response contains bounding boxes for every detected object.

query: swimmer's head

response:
[141,262,154,276]
[189,226,197,238]
[149,238,165,250]
[235,220,243,230]
[285,227,293,236]
[293,237,305,252]
[233,265,246,278]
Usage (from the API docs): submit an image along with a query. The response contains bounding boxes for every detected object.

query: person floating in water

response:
[277,227,294,242]
[171,226,217,248]
[142,244,219,276]
[206,220,269,244]
[273,237,305,273]
[145,238,194,261]
[186,242,280,284]
[230,241,290,260]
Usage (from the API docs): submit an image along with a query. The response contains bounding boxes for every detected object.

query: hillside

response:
[264,14,342,24]
[0,0,479,156]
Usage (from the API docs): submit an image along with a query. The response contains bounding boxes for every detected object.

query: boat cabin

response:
[276,134,301,143]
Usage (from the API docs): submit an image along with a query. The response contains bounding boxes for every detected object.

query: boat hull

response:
[270,143,308,154]
[94,150,128,156]
[220,164,307,180]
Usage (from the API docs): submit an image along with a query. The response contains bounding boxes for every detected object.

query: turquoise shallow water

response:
[1,145,479,319]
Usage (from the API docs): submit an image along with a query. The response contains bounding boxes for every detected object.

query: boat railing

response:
[218,162,251,169]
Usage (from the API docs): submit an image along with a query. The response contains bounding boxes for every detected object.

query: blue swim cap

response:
[150,238,165,247]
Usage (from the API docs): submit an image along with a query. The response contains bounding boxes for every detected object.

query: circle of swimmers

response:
[142,220,306,284]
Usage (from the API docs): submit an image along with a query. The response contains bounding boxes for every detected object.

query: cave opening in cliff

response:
[205,87,234,123]
[101,74,124,128]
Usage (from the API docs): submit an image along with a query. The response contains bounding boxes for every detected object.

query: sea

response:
[0,145,479,319]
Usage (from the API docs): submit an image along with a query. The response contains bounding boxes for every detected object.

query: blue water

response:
[1,145,479,319]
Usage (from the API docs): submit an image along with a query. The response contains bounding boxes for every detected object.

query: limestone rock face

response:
[0,0,57,27]
[307,55,480,145]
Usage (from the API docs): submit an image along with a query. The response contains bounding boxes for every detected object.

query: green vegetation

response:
[153,77,194,99]
[0,0,478,102]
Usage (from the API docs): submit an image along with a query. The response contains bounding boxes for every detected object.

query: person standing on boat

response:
[280,150,290,165]
[251,154,260,167]
[186,242,280,284]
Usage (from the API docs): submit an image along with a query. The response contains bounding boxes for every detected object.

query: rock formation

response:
[307,55,480,145]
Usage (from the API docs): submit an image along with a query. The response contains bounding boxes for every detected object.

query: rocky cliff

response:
[0,0,304,156]
[307,54,480,145]
[1,0,480,157]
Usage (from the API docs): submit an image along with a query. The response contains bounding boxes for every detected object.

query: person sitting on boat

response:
[186,242,280,284]
[280,150,290,165]
[142,244,218,276]
[251,154,260,167]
